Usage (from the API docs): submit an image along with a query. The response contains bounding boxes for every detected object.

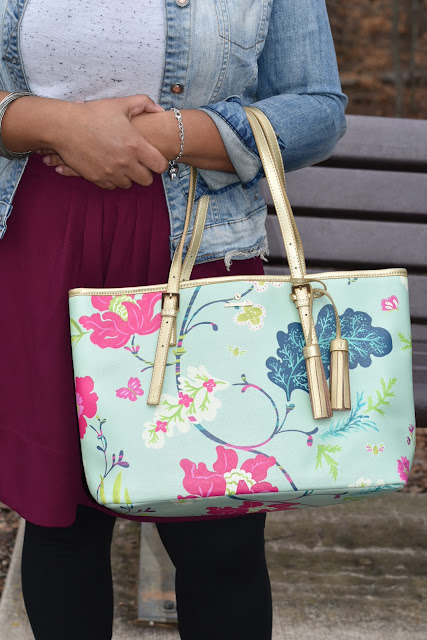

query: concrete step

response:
[0,493,426,639]
[266,493,427,639]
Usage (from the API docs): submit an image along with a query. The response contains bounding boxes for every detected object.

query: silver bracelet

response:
[168,108,184,181]
[0,91,34,160]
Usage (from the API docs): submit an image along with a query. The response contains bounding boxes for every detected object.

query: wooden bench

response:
[261,114,427,428]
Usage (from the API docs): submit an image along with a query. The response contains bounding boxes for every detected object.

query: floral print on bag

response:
[80,293,162,349]
[397,456,410,484]
[70,274,415,518]
[142,366,229,449]
[233,303,266,330]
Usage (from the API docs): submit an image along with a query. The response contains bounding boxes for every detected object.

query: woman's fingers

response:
[55,163,134,189]
[40,153,81,177]
[42,149,157,189]
[122,94,165,118]
[43,153,67,167]
[136,137,169,177]
[54,165,82,178]
[40,135,168,188]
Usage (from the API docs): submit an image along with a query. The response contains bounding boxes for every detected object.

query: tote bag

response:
[68,107,415,520]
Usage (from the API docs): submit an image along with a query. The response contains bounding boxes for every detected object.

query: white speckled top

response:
[20,0,166,102]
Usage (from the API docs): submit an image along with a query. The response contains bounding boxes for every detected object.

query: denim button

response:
[176,0,189,6]
[170,83,184,94]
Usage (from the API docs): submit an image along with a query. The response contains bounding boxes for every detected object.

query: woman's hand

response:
[38,106,175,180]
[39,95,169,189]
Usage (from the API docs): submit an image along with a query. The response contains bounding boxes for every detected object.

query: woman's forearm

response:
[132,108,235,174]
[0,91,69,152]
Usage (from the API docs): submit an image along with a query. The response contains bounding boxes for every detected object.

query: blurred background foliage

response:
[326,0,426,118]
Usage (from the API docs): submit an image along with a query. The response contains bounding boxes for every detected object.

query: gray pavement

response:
[0,493,426,639]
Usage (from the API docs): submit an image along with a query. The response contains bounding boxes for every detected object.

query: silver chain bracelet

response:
[0,91,34,160]
[168,108,184,181]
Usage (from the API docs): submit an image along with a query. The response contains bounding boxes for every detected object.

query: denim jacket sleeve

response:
[197,0,348,191]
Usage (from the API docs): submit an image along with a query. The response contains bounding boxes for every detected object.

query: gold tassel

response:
[303,344,333,420]
[329,338,351,411]
[309,283,352,413]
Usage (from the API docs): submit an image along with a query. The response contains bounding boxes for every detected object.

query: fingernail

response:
[55,166,63,174]
[43,156,51,165]
[155,103,165,111]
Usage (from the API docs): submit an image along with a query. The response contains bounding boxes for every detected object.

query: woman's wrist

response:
[132,108,235,173]
[132,109,179,161]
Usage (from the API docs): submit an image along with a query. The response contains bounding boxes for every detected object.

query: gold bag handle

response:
[180,107,307,283]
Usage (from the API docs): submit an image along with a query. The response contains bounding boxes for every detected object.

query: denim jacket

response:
[0,0,347,265]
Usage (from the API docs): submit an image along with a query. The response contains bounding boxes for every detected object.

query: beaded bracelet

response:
[0,91,34,160]
[167,108,184,181]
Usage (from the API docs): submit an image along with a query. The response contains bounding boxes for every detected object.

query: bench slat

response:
[265,215,427,270]
[322,114,427,171]
[259,169,427,221]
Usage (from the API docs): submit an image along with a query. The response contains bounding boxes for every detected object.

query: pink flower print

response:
[237,454,278,494]
[155,421,168,433]
[381,295,399,311]
[80,292,162,349]
[180,445,278,499]
[90,295,116,311]
[180,460,227,497]
[397,456,410,483]
[75,376,98,439]
[203,379,216,393]
[178,392,193,408]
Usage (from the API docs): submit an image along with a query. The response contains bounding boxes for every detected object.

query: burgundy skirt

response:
[0,154,264,527]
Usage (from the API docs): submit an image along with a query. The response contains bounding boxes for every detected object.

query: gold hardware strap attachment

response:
[147,167,198,405]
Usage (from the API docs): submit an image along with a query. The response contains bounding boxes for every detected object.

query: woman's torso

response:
[0,0,274,264]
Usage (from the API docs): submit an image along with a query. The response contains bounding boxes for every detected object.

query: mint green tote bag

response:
[68,107,416,520]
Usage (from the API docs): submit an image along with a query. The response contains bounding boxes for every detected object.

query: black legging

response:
[21,505,272,640]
